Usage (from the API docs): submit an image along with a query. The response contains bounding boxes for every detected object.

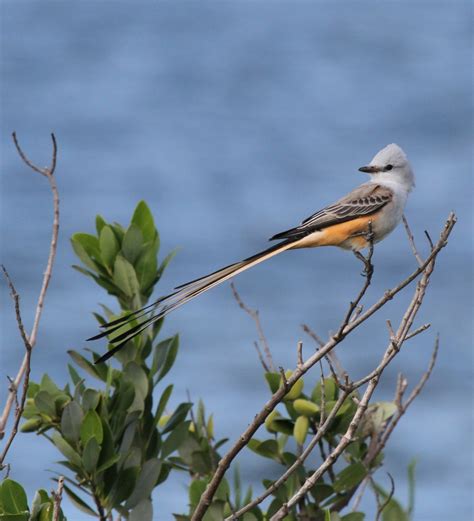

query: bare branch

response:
[0,268,33,466]
[0,133,60,439]
[231,282,275,372]
[374,473,395,521]
[296,341,304,369]
[301,323,325,347]
[52,475,64,521]
[402,215,423,267]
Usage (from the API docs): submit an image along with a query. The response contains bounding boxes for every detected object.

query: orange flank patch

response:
[291,215,378,250]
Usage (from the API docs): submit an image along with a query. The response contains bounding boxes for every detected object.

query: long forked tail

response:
[90,239,295,363]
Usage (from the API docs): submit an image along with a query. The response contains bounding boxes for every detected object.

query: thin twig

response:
[0,133,59,439]
[374,473,395,521]
[52,475,64,521]
[296,341,304,369]
[231,282,275,372]
[0,268,33,466]
[301,323,325,347]
[402,215,423,267]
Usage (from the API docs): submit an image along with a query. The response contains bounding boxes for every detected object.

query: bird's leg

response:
[353,222,374,278]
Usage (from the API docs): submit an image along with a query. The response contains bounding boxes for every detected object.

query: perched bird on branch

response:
[90,143,415,363]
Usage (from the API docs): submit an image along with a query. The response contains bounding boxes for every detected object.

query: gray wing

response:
[270,184,393,241]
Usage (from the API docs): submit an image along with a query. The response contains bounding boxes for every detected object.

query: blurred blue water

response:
[0,2,472,520]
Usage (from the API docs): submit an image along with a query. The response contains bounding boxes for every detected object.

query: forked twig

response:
[0,133,59,443]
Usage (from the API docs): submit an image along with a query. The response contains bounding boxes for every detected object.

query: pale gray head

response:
[359,143,415,191]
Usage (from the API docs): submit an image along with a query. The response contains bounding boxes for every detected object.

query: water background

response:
[1,2,472,520]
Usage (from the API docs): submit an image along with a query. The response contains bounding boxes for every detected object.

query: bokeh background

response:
[1,2,472,520]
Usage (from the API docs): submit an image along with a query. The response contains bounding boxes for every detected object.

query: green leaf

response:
[61,400,84,444]
[129,499,153,521]
[271,418,294,435]
[52,433,82,468]
[342,513,365,521]
[0,479,28,514]
[161,421,189,458]
[333,462,367,493]
[135,247,158,292]
[95,454,120,474]
[80,410,104,446]
[153,335,179,382]
[122,224,143,264]
[247,439,279,460]
[124,362,149,405]
[407,459,416,517]
[293,398,319,417]
[62,484,97,517]
[34,391,56,418]
[264,372,281,393]
[82,389,100,411]
[113,255,140,298]
[310,483,333,503]
[95,215,107,234]
[293,415,309,445]
[189,479,207,507]
[107,466,139,506]
[154,385,173,427]
[99,225,120,269]
[156,249,177,280]
[68,350,103,381]
[161,402,192,434]
[312,377,338,405]
[26,381,40,399]
[131,201,157,244]
[125,458,162,509]
[30,489,49,520]
[71,233,102,271]
[82,437,100,474]
[20,417,42,433]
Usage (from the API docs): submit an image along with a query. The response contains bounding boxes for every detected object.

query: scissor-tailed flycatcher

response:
[90,143,414,363]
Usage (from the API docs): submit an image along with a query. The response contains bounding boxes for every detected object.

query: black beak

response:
[358,165,380,173]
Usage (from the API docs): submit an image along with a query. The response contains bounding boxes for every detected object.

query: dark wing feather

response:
[270,184,392,241]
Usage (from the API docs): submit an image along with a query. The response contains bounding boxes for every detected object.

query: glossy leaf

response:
[122,224,143,264]
[113,254,140,298]
[293,415,309,445]
[61,400,84,444]
[131,201,157,244]
[82,437,100,474]
[135,247,158,291]
[68,350,103,381]
[263,372,280,394]
[129,499,153,521]
[52,433,82,468]
[99,225,120,269]
[161,421,190,458]
[0,479,28,514]
[125,458,162,509]
[333,462,367,493]
[161,402,192,434]
[153,385,173,427]
[342,513,365,521]
[153,335,179,382]
[80,410,103,446]
[34,391,56,418]
[62,484,97,517]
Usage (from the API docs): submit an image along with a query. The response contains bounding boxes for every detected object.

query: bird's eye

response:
[385,164,393,171]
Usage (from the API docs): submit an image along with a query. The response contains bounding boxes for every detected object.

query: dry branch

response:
[0,133,59,446]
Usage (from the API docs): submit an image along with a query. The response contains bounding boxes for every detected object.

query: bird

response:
[90,143,415,363]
